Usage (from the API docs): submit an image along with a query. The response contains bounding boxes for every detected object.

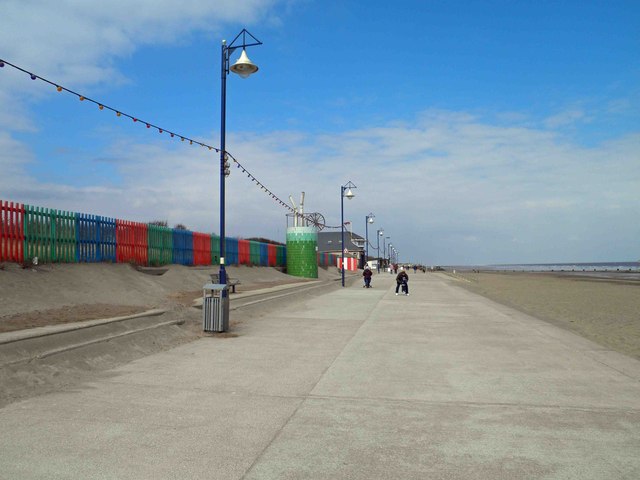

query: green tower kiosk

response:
[286,226,318,279]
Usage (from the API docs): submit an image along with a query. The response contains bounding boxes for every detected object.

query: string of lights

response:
[0,58,299,216]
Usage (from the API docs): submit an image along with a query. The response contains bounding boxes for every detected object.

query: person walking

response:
[363,266,373,288]
[395,269,409,295]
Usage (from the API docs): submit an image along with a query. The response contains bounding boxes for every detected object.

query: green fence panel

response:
[249,240,261,266]
[210,234,220,265]
[147,224,173,266]
[24,205,76,263]
[276,245,286,267]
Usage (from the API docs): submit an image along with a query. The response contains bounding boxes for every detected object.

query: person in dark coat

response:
[395,269,409,295]
[363,266,373,288]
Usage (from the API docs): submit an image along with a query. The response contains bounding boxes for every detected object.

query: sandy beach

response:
[452,271,640,360]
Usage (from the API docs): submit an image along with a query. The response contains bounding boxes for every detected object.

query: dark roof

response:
[317,231,365,253]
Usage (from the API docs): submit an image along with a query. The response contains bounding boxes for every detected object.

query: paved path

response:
[1,273,639,479]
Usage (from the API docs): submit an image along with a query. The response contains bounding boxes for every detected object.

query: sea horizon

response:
[445,261,640,272]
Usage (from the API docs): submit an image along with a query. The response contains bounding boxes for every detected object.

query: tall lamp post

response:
[382,235,387,270]
[388,243,393,266]
[365,213,375,268]
[341,181,356,287]
[385,236,390,268]
[218,29,262,286]
[376,229,384,273]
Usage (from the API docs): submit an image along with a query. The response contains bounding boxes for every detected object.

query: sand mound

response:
[0,263,342,331]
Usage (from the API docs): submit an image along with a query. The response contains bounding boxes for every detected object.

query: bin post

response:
[203,283,230,332]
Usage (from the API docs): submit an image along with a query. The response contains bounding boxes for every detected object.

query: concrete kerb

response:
[0,276,346,349]
[0,309,167,346]
[191,279,325,309]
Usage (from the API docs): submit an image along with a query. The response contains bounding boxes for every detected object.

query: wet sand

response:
[453,271,640,360]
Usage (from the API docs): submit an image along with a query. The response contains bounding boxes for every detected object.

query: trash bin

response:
[202,283,229,332]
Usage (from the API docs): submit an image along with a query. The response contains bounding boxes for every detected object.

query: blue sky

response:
[1,0,639,265]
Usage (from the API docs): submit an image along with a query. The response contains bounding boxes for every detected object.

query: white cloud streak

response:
[2,109,638,264]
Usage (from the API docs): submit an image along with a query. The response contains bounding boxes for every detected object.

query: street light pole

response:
[340,181,356,287]
[385,236,390,268]
[382,235,386,270]
[376,229,383,273]
[365,213,374,268]
[219,29,262,286]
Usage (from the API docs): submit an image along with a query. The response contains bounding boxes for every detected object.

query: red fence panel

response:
[337,256,358,271]
[116,220,148,265]
[238,239,251,265]
[0,201,24,263]
[193,232,211,266]
[267,244,277,267]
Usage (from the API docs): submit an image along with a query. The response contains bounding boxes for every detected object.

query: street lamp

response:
[341,181,356,287]
[365,213,375,268]
[376,229,384,273]
[385,236,390,268]
[388,243,393,266]
[218,29,262,287]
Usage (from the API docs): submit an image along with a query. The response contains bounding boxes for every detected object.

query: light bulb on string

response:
[2,59,295,216]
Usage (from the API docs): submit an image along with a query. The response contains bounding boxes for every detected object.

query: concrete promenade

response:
[1,273,639,479]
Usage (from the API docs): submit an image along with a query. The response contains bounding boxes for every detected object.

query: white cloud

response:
[544,108,588,128]
[0,0,285,89]
[2,104,638,264]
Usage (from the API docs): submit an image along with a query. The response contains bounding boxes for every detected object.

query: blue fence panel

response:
[172,229,194,265]
[259,242,269,266]
[76,213,116,262]
[76,213,96,262]
[225,237,238,266]
[101,217,117,262]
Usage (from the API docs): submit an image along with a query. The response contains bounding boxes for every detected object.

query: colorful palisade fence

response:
[1,199,294,270]
[317,252,339,268]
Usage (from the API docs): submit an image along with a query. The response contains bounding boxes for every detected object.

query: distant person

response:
[363,266,373,288]
[393,264,398,274]
[395,270,409,296]
[413,265,417,273]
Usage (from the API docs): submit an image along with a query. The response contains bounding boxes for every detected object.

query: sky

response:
[1,0,638,265]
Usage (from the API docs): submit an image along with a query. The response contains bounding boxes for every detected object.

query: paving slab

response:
[0,273,639,479]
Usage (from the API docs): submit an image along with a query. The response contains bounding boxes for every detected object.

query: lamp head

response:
[230,49,259,78]
[367,214,375,224]
[344,188,355,199]
[379,230,384,236]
